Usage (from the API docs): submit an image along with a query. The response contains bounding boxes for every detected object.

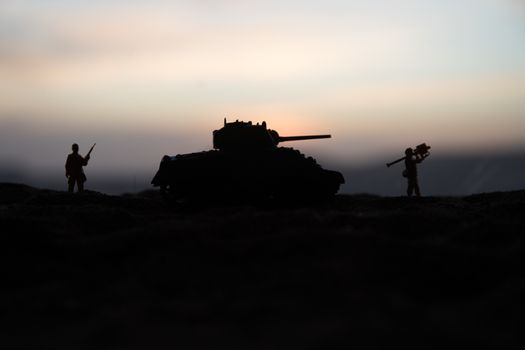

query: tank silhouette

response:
[151,119,345,199]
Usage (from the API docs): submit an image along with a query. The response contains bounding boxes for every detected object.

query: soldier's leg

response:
[68,177,75,193]
[77,179,84,193]
[407,179,414,197]
[414,178,421,197]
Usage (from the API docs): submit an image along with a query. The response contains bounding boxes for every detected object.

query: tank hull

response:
[151,148,344,199]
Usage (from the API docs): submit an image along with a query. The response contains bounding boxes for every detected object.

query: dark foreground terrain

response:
[1,183,524,349]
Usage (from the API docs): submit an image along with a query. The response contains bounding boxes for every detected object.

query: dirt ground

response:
[1,183,524,349]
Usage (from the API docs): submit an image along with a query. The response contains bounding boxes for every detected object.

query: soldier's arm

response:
[65,155,71,176]
[416,154,428,163]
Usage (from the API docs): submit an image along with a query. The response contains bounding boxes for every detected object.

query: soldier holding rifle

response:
[386,143,430,197]
[65,143,95,193]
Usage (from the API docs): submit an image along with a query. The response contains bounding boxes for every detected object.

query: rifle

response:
[86,143,96,158]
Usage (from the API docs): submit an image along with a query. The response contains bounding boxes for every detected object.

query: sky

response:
[1,0,525,192]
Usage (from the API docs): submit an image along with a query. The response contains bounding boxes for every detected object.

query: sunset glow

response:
[1,0,524,192]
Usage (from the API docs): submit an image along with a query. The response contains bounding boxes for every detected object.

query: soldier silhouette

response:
[65,143,91,193]
[404,147,428,197]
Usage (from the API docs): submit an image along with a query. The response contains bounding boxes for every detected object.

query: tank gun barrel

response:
[278,135,331,143]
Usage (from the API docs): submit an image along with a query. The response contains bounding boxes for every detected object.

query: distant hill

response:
[2,150,525,195]
[338,151,525,196]
[1,183,524,348]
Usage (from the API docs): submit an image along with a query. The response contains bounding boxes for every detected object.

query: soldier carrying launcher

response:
[65,143,95,193]
[386,143,430,197]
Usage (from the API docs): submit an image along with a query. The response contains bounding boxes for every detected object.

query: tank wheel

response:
[159,184,186,204]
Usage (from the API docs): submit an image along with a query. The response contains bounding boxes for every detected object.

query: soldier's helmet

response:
[72,143,79,152]
[405,147,413,155]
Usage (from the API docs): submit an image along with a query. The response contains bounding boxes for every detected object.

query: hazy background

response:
[1,0,524,195]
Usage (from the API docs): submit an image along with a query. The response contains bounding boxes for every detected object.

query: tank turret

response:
[152,119,345,200]
[213,118,331,151]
